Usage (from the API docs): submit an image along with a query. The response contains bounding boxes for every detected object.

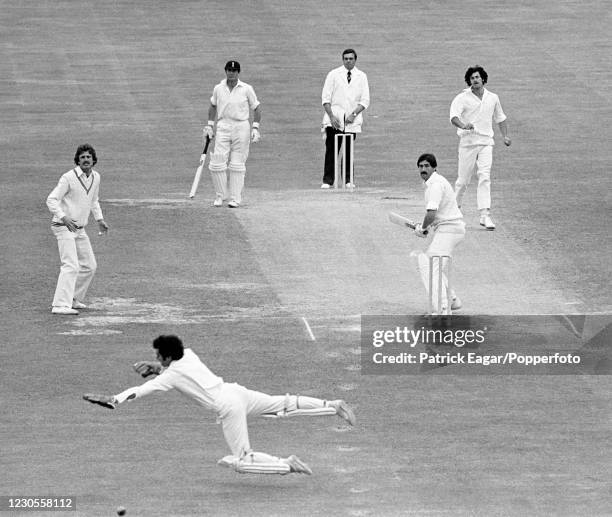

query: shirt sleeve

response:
[46,175,70,220]
[114,371,175,404]
[358,73,370,109]
[493,97,507,124]
[210,85,218,107]
[321,70,334,105]
[449,93,463,121]
[425,183,443,211]
[246,85,260,110]
[90,173,103,221]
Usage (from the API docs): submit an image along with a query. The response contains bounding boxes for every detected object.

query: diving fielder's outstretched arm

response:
[83,365,172,409]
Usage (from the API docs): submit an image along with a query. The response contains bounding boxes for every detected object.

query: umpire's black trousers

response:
[323,127,356,186]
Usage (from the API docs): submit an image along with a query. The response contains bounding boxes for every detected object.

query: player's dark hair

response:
[342,48,357,60]
[464,65,488,85]
[417,153,437,168]
[153,335,185,361]
[74,143,97,165]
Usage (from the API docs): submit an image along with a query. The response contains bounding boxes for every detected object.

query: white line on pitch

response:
[301,317,316,341]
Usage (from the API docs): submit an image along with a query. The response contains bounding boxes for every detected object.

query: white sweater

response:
[46,167,103,227]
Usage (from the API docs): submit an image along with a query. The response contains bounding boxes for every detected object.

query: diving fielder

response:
[203,60,261,208]
[83,335,355,476]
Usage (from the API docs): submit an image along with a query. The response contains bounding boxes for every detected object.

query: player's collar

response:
[224,78,243,87]
[75,166,93,178]
[424,171,439,185]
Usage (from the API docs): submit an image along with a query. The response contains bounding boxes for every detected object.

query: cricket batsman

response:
[83,335,355,476]
[203,60,261,208]
[413,153,465,315]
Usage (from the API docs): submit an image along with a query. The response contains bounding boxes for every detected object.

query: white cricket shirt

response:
[449,87,506,146]
[424,172,464,226]
[114,348,224,410]
[211,79,260,122]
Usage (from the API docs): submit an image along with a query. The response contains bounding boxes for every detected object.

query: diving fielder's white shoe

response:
[285,455,313,475]
[217,456,237,469]
[329,400,356,426]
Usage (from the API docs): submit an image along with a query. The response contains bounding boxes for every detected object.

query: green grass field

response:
[1,1,611,515]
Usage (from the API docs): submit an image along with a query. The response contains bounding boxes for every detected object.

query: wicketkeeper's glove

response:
[83,393,117,409]
[133,361,162,378]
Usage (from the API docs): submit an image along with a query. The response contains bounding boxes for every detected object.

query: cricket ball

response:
[116,506,126,516]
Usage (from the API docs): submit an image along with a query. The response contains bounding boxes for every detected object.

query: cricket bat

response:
[388,212,428,234]
[188,135,211,199]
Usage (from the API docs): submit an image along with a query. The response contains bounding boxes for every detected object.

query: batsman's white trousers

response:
[215,382,326,458]
[210,120,250,203]
[455,144,493,210]
[416,223,465,309]
[51,226,97,308]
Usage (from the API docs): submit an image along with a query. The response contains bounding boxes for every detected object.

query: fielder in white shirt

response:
[203,60,261,208]
[46,144,109,315]
[83,335,356,476]
[450,65,511,230]
[320,48,370,188]
[413,154,465,315]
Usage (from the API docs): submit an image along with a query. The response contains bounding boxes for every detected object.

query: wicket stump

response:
[333,133,354,190]
[428,255,452,318]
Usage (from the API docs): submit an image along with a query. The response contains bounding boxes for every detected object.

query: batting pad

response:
[208,151,228,172]
[210,170,228,199]
[261,407,337,419]
[261,394,338,419]
[228,159,246,172]
[228,170,245,203]
[235,461,291,475]
[219,453,291,475]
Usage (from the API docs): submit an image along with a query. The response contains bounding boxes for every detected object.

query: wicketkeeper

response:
[203,60,261,208]
[83,335,355,476]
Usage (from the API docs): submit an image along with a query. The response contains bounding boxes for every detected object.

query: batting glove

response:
[414,223,428,238]
[133,361,162,378]
[203,124,214,141]
[251,127,261,143]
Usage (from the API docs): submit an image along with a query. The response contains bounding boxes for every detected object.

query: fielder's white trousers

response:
[455,144,493,210]
[51,226,97,308]
[215,382,324,458]
[210,120,250,203]
[416,223,465,309]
